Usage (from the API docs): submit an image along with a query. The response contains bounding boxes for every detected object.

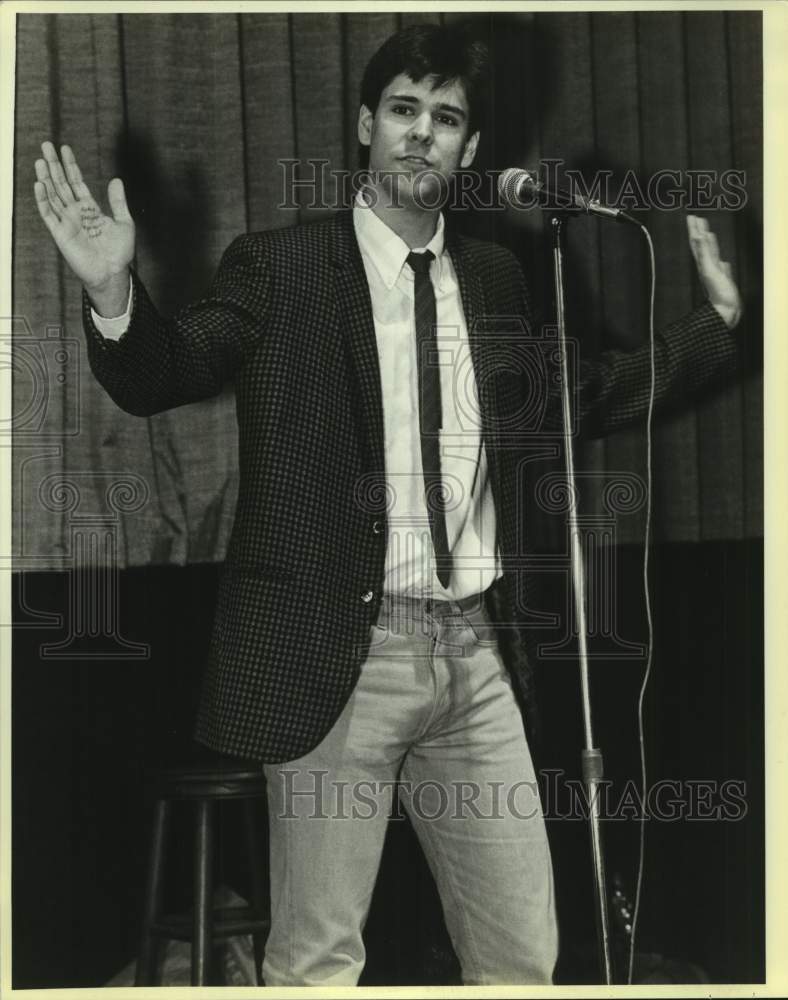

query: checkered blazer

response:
[82,210,740,762]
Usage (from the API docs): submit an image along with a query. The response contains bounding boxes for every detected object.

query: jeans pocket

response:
[368,622,389,649]
[462,611,499,646]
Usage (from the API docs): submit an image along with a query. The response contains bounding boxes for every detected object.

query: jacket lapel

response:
[446,230,496,439]
[330,213,497,509]
[330,211,387,503]
[447,229,486,334]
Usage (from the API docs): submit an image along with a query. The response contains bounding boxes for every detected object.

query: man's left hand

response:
[687,214,743,329]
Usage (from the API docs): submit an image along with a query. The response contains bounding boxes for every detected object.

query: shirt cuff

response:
[90,276,134,340]
[709,297,742,330]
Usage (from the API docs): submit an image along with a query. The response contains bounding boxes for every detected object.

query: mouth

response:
[398,155,433,167]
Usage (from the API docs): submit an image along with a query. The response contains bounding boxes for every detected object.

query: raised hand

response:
[687,214,743,330]
[34,142,135,316]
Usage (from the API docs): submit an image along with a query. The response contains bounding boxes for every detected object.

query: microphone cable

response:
[627,223,657,985]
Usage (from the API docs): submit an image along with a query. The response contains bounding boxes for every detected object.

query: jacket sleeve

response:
[569,300,743,439]
[80,234,271,417]
[501,253,744,439]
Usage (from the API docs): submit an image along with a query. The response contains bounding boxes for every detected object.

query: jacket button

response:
[360,590,374,603]
[372,520,384,535]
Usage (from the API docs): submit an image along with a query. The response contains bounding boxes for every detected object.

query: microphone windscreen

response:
[498,167,538,207]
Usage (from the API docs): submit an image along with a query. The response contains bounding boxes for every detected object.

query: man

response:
[34,23,742,987]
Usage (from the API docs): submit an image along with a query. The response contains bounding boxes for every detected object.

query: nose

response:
[408,111,434,145]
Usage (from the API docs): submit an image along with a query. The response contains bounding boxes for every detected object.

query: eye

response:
[435,114,460,127]
[391,104,414,116]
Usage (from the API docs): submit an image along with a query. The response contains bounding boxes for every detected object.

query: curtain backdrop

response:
[13,10,762,570]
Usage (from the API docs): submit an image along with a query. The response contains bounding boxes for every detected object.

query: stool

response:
[135,755,269,986]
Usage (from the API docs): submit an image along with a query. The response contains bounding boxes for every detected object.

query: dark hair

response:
[360,24,490,135]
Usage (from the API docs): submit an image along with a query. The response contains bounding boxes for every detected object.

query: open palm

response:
[34,142,135,294]
[686,214,743,329]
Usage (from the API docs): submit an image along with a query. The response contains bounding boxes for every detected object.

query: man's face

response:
[357,73,480,208]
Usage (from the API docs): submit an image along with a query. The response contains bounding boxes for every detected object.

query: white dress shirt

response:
[92,201,502,600]
[352,194,500,600]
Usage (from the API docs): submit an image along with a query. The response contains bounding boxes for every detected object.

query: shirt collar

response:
[353,188,447,291]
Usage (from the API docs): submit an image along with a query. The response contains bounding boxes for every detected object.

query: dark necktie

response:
[407,250,452,589]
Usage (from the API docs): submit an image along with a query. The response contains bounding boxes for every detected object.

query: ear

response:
[460,131,480,169]
[357,104,374,147]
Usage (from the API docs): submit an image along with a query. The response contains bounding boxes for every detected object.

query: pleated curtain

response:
[12,10,762,570]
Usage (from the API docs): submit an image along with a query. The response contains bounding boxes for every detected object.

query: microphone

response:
[499,167,639,225]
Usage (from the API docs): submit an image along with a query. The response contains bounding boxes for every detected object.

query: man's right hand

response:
[34,142,135,317]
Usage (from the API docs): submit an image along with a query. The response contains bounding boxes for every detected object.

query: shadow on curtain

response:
[12,10,762,570]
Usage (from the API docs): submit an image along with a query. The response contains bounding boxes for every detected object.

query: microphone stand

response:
[550,212,614,984]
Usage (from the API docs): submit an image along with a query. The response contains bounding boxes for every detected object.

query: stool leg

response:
[243,799,269,985]
[135,799,169,986]
[192,799,214,986]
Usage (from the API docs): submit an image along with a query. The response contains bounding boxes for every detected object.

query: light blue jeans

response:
[262,593,558,986]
